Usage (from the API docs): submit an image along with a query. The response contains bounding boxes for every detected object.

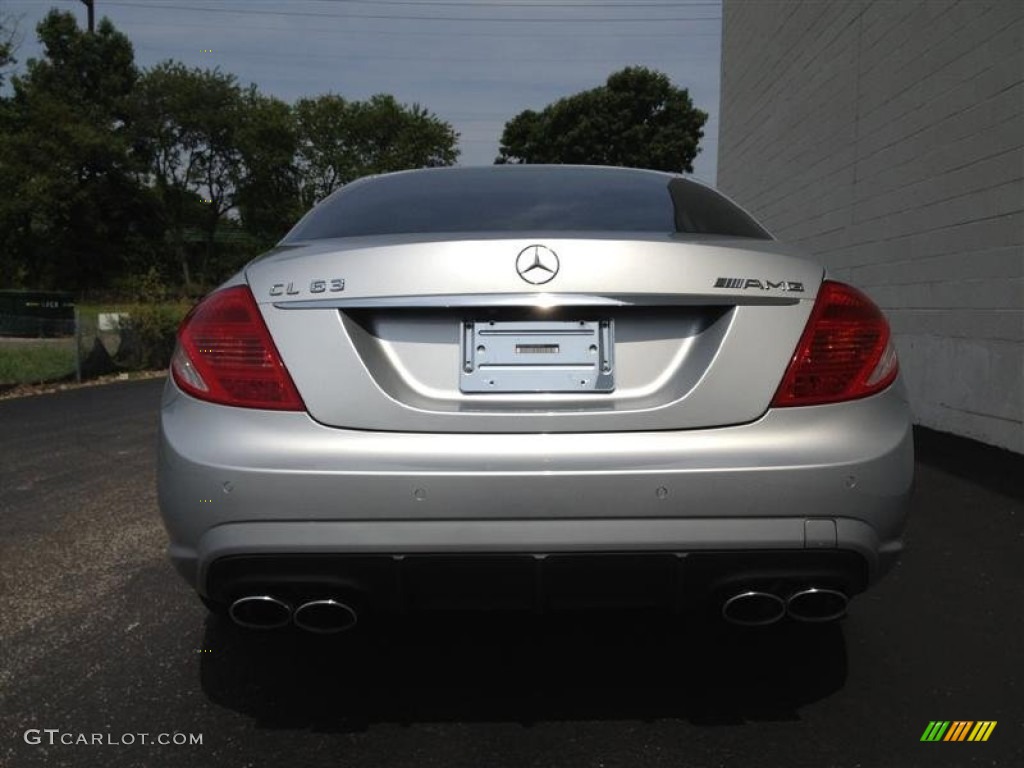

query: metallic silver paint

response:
[158,377,912,596]
[272,292,801,310]
[246,235,823,306]
[244,235,824,433]
[157,167,913,614]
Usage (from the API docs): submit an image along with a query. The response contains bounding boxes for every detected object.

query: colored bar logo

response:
[920,721,997,742]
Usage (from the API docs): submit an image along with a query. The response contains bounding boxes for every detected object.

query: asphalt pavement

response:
[1,378,1021,768]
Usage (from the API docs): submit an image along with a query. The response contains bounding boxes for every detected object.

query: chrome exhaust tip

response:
[786,588,848,622]
[293,599,358,634]
[228,595,292,629]
[721,590,786,626]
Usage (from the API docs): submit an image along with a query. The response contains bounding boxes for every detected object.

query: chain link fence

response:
[0,291,188,388]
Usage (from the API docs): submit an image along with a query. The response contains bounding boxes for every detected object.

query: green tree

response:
[134,62,247,290]
[295,93,458,208]
[0,6,20,88]
[235,87,302,247]
[293,93,356,208]
[496,66,708,173]
[0,10,462,295]
[0,11,157,290]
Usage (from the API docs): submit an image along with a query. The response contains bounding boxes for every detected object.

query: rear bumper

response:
[157,378,913,600]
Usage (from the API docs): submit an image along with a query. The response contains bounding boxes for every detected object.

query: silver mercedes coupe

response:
[157,165,913,633]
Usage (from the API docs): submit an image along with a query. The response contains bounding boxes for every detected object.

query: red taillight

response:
[771,280,899,407]
[171,285,305,411]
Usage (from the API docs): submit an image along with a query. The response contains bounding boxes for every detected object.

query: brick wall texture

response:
[718,0,1023,452]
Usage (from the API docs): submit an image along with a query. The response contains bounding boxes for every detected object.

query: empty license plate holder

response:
[460,319,614,393]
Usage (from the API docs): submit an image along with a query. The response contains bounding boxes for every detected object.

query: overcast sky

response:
[4,0,723,182]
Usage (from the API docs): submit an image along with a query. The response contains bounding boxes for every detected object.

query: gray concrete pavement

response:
[1,378,1021,767]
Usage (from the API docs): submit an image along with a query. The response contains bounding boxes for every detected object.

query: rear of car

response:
[157,166,912,632]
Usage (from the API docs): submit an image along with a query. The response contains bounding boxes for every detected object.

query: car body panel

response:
[158,375,912,595]
[157,166,914,621]
[246,233,820,307]
[246,236,823,432]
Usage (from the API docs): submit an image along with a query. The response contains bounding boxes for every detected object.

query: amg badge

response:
[715,277,804,292]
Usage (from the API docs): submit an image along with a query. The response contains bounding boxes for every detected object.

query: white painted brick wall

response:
[719,0,1024,452]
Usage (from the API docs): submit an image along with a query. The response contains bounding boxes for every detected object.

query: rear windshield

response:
[283,167,772,241]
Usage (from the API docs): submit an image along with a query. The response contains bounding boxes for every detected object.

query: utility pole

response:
[79,0,95,33]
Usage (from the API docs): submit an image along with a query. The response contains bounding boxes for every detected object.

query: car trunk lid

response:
[246,233,822,433]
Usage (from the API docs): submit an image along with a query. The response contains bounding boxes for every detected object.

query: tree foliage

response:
[295,93,459,209]
[0,12,156,290]
[235,88,302,246]
[0,11,459,295]
[134,62,249,289]
[496,66,708,173]
[0,6,20,88]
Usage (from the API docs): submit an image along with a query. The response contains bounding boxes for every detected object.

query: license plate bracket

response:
[460,319,614,393]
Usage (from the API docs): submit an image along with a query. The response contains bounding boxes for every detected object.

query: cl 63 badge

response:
[269,278,345,297]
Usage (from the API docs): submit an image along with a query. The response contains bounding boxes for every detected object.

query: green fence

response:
[0,294,191,387]
[0,290,76,338]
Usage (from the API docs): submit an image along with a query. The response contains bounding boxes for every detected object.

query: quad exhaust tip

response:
[786,588,848,622]
[228,595,292,630]
[721,587,850,626]
[721,590,786,626]
[293,599,359,634]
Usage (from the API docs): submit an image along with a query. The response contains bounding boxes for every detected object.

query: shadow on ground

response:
[200,611,846,731]
[913,426,1023,501]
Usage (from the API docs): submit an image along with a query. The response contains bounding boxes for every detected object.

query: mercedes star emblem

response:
[515,245,560,285]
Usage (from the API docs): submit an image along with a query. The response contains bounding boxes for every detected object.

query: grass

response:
[0,300,194,385]
[0,340,77,385]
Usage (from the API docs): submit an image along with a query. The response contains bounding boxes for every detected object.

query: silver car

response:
[158,165,912,633]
